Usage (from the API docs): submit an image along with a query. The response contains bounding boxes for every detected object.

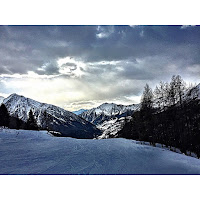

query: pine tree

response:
[43,110,52,131]
[0,104,9,127]
[27,109,38,130]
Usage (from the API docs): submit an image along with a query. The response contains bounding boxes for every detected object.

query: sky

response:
[0,25,200,111]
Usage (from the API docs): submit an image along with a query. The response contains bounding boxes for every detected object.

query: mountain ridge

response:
[3,93,100,139]
[79,102,140,138]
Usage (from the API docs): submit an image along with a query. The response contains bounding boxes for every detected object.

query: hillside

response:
[2,94,100,139]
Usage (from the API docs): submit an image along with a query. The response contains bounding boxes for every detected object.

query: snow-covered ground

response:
[1,129,200,174]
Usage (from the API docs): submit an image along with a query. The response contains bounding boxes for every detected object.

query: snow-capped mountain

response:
[3,93,100,139]
[185,83,200,100]
[73,109,88,115]
[80,102,139,125]
[80,103,140,138]
[0,96,5,104]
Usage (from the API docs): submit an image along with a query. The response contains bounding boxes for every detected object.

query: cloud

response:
[180,25,196,29]
[0,26,200,110]
[96,26,114,39]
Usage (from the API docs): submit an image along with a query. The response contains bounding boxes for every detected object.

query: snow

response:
[0,96,4,105]
[81,103,140,122]
[3,93,82,124]
[1,128,200,174]
[73,109,88,115]
[80,102,140,138]
[97,116,132,139]
[2,93,100,138]
[185,83,200,100]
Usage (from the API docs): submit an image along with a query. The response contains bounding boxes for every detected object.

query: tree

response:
[141,84,154,110]
[174,75,186,105]
[154,81,169,110]
[167,75,186,106]
[0,104,9,127]
[27,109,38,130]
[42,110,52,131]
[168,75,177,106]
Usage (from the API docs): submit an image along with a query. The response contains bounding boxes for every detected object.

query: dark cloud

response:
[1,25,200,108]
[1,25,200,76]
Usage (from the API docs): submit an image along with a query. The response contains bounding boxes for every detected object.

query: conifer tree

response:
[0,104,9,127]
[27,109,38,130]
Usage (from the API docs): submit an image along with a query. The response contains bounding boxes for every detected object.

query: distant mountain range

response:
[79,103,140,138]
[1,94,100,139]
[79,103,140,124]
[1,83,199,139]
[73,109,88,115]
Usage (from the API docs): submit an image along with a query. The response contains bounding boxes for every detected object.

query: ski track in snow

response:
[1,129,200,174]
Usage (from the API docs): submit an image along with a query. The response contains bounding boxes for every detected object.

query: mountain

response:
[3,93,100,139]
[73,109,88,115]
[185,83,200,100]
[80,102,139,125]
[97,116,132,139]
[80,102,140,138]
[0,96,5,104]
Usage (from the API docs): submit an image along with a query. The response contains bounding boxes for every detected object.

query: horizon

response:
[0,92,141,112]
[0,25,200,111]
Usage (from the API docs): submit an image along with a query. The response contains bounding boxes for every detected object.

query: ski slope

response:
[0,129,200,175]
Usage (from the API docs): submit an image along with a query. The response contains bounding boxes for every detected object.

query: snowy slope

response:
[185,83,200,100]
[73,109,88,115]
[80,103,139,138]
[97,116,132,139]
[1,128,200,174]
[3,94,100,139]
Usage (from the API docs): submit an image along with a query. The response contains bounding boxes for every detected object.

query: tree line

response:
[118,75,200,157]
[0,104,39,130]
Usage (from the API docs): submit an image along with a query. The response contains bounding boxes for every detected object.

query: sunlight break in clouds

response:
[0,26,200,111]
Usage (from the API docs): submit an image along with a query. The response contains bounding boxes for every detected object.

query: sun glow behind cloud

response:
[0,26,200,111]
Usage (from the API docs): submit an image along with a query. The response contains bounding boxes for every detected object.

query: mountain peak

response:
[3,94,100,138]
[80,102,140,125]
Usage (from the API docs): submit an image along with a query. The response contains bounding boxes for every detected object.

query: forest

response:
[118,75,200,157]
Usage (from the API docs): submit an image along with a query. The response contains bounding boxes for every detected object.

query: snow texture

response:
[97,116,132,139]
[1,128,200,175]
